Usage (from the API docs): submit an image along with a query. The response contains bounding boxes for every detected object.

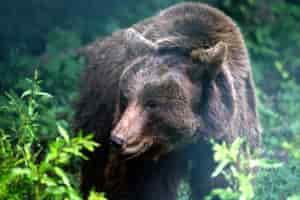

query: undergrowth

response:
[0,71,105,200]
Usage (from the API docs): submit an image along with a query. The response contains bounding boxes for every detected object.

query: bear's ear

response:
[190,42,236,139]
[190,41,227,80]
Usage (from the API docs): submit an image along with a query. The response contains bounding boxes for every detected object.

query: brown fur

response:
[74,3,261,200]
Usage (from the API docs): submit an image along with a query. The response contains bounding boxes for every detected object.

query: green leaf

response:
[54,167,71,188]
[21,90,32,98]
[41,174,58,187]
[88,190,107,200]
[36,91,53,98]
[212,159,230,178]
[11,167,32,177]
[57,124,70,143]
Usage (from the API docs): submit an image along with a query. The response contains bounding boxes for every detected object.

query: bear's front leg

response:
[80,147,109,200]
[189,141,227,200]
[126,153,188,200]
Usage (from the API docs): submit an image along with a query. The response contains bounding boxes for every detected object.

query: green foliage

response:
[253,131,300,200]
[0,73,101,200]
[177,180,191,200]
[88,190,107,200]
[205,138,282,200]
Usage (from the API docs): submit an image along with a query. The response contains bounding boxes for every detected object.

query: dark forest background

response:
[0,0,300,199]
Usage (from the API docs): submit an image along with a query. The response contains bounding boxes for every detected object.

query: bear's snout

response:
[111,101,152,155]
[110,135,126,150]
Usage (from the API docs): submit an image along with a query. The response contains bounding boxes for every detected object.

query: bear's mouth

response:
[120,136,174,161]
[121,137,153,160]
[123,140,151,154]
[122,144,151,160]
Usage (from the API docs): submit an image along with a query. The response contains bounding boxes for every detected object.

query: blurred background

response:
[0,0,300,199]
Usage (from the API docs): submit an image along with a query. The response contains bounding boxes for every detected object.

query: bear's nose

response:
[110,135,125,150]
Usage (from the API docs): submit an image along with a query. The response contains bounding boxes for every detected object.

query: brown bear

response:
[74,2,261,200]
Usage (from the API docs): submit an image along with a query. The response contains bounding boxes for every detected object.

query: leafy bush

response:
[201,136,300,200]
[203,138,282,200]
[0,72,101,200]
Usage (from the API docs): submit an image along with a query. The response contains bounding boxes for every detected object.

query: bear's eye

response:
[144,99,159,111]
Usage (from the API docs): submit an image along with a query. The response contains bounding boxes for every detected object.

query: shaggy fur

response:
[74,3,261,200]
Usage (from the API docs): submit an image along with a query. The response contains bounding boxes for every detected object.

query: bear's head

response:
[111,40,236,160]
